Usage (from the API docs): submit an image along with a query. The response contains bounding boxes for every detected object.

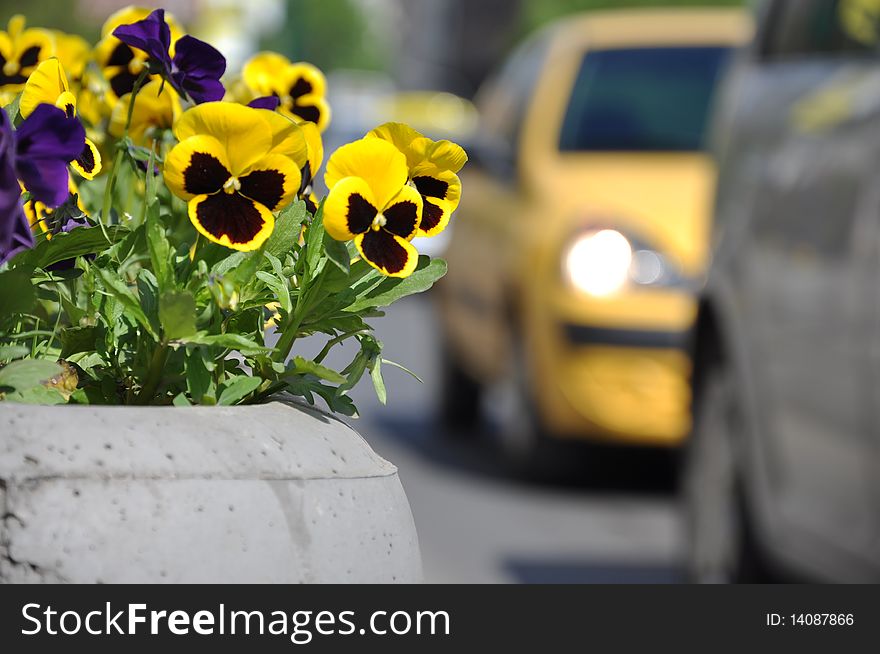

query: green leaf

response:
[172,392,191,407]
[288,356,347,384]
[0,359,62,393]
[3,385,67,405]
[146,203,174,291]
[185,348,214,403]
[217,375,263,405]
[159,290,197,340]
[381,358,424,383]
[14,225,126,270]
[346,256,447,312]
[178,331,271,356]
[255,271,292,314]
[4,91,22,124]
[303,200,326,280]
[0,344,29,361]
[0,269,36,320]
[266,199,307,258]
[370,357,387,405]
[96,268,159,340]
[323,231,350,274]
[60,326,100,358]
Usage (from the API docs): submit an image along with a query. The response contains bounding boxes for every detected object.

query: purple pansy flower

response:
[0,105,85,264]
[248,96,281,111]
[113,9,226,104]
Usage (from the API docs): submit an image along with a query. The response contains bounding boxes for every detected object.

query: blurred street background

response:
[1,0,749,582]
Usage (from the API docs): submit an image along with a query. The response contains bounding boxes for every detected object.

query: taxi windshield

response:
[559,46,732,152]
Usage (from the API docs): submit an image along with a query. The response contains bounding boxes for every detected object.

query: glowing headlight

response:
[563,229,633,297]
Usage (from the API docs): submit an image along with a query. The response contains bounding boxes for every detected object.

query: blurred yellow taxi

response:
[437,9,751,467]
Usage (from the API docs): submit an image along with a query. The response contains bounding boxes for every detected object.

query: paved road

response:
[308,295,685,583]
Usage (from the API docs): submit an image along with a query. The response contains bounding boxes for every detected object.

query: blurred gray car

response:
[684,0,880,582]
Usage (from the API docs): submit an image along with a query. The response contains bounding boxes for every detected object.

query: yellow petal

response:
[20,57,68,118]
[324,138,408,210]
[410,167,462,209]
[280,94,331,132]
[259,109,308,170]
[425,138,468,173]
[71,138,102,180]
[174,101,274,176]
[324,176,378,241]
[188,192,275,252]
[366,121,424,167]
[109,78,180,145]
[241,51,292,94]
[299,121,324,180]
[238,153,302,212]
[164,134,232,202]
[354,230,420,278]
[282,62,327,99]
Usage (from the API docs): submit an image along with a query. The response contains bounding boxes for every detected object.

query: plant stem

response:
[100,69,149,226]
[273,271,326,364]
[135,342,168,405]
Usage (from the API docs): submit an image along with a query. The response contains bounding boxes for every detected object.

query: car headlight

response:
[562,228,681,297]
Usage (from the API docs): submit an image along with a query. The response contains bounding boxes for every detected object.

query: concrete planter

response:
[0,397,421,583]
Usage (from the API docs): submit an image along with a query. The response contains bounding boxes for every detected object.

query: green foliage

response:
[0,171,446,411]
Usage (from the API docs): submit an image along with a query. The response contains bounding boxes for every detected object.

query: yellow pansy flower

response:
[163,102,308,251]
[324,138,423,278]
[299,121,323,213]
[0,15,55,104]
[51,31,90,83]
[109,78,181,146]
[241,52,331,132]
[92,5,184,107]
[21,58,102,179]
[367,122,467,238]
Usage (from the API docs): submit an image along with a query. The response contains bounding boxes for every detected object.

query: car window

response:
[758,0,880,59]
[558,47,732,153]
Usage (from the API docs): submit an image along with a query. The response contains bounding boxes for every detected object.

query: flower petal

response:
[241,51,291,93]
[248,95,280,110]
[109,78,181,145]
[324,176,378,241]
[283,95,330,132]
[259,109,308,169]
[366,122,423,168]
[381,183,422,240]
[355,229,419,278]
[188,192,275,251]
[324,138,408,210]
[20,57,68,119]
[173,101,274,176]
[238,153,301,211]
[70,138,102,179]
[164,134,232,201]
[412,168,461,210]
[299,121,324,185]
[15,105,84,207]
[112,8,172,70]
[171,35,226,104]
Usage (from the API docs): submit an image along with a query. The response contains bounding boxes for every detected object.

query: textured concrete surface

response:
[0,397,421,583]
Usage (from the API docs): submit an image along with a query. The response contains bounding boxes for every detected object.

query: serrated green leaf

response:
[159,290,197,339]
[217,375,263,405]
[146,203,173,291]
[96,268,159,340]
[346,256,446,312]
[0,359,62,393]
[266,199,307,258]
[303,200,326,280]
[255,271,292,314]
[323,231,350,274]
[0,344,29,361]
[178,331,270,355]
[288,356,347,384]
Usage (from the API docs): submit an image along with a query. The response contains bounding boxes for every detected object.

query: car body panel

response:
[702,0,880,580]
